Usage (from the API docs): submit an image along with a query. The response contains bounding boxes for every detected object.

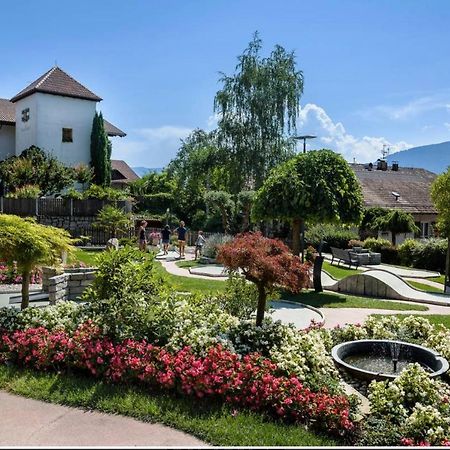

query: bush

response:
[348,239,364,249]
[305,224,359,252]
[202,233,233,259]
[363,237,399,264]
[398,239,420,266]
[412,239,446,273]
[82,184,130,201]
[5,184,42,199]
[214,274,259,320]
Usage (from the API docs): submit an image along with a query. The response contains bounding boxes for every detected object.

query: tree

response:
[217,232,310,326]
[253,149,364,256]
[431,170,450,289]
[0,215,74,309]
[93,205,132,238]
[0,146,76,195]
[237,190,256,231]
[371,209,419,246]
[90,112,111,187]
[204,190,235,233]
[214,32,303,192]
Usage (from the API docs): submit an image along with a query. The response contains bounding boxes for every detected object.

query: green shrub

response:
[362,238,399,264]
[363,237,392,252]
[213,274,259,320]
[356,417,402,446]
[412,239,446,273]
[398,238,420,266]
[83,184,130,201]
[5,184,42,198]
[202,233,233,259]
[305,224,359,252]
[348,239,364,248]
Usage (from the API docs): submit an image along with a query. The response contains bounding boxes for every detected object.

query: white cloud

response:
[112,126,192,168]
[362,96,450,121]
[297,103,412,162]
[445,122,450,130]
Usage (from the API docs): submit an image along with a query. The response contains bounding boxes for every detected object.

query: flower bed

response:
[0,321,355,438]
[0,261,41,285]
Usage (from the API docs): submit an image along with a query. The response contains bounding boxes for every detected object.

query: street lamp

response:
[293,135,317,153]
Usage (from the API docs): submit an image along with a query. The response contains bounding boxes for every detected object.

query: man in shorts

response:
[174,221,187,258]
[195,230,206,260]
[161,224,171,255]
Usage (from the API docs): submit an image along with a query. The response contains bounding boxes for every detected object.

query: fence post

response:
[35,198,39,216]
[70,199,74,217]
[0,197,2,214]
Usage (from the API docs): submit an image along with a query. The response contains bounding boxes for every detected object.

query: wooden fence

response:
[0,198,133,217]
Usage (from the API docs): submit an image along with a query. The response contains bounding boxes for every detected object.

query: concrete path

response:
[190,265,229,278]
[0,391,206,447]
[270,301,323,329]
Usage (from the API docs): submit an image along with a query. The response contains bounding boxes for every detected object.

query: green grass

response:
[175,260,202,269]
[407,280,444,294]
[283,290,428,311]
[430,275,445,285]
[0,365,335,447]
[71,248,102,267]
[372,314,450,329]
[322,261,362,280]
[155,262,226,294]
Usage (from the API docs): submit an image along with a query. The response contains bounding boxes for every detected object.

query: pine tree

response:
[90,111,111,186]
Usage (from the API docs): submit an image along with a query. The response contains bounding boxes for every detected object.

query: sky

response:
[2,0,450,168]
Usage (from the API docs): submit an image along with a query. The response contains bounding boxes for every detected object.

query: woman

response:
[161,224,171,255]
[138,220,147,251]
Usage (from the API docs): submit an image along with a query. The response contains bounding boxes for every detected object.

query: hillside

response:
[132,167,163,177]
[386,141,450,174]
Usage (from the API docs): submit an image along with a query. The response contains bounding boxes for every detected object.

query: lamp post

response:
[293,135,317,153]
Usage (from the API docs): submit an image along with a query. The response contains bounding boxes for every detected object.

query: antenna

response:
[381,144,389,159]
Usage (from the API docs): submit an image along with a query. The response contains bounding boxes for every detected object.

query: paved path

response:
[0,391,206,446]
[270,301,323,328]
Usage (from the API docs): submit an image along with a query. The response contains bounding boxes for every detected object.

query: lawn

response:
[322,261,362,280]
[283,290,428,311]
[155,262,226,294]
[430,275,445,285]
[175,260,202,269]
[70,248,102,267]
[0,365,335,447]
[407,280,444,294]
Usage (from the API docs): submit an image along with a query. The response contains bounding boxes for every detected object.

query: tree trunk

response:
[292,218,303,256]
[445,238,450,294]
[21,269,30,310]
[241,207,250,232]
[392,230,396,246]
[255,283,267,327]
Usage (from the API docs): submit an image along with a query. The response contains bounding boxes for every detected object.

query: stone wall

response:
[47,269,96,304]
[38,216,95,231]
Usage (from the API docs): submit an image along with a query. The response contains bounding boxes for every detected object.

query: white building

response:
[0,66,125,167]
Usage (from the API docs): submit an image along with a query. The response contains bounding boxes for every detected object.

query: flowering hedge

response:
[0,322,355,438]
[0,261,41,285]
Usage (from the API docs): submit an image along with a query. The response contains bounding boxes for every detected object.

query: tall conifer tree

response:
[90,112,110,186]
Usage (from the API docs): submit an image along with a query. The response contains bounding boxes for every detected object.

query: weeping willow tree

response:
[214,32,304,193]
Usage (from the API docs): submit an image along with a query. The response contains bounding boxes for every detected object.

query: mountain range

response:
[386,140,450,174]
[132,167,163,177]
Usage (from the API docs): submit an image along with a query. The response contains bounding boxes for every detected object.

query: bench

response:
[330,247,360,269]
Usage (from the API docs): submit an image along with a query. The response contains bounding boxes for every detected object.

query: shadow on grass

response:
[0,365,337,447]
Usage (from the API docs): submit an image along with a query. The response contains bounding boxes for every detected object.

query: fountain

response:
[332,340,449,381]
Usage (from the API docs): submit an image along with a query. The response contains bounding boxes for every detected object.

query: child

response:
[138,220,147,251]
[161,224,171,255]
[174,221,187,258]
[195,231,206,260]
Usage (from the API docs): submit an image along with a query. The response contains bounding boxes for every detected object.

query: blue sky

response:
[2,0,450,167]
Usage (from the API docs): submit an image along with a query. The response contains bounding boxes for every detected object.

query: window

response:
[62,128,73,143]
[21,108,30,122]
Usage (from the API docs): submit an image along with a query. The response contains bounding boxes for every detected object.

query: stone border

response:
[46,268,96,304]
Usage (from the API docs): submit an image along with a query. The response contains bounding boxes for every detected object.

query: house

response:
[111,160,140,189]
[351,162,437,240]
[0,66,125,167]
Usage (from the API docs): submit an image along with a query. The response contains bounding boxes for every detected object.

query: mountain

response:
[132,167,164,177]
[386,141,450,174]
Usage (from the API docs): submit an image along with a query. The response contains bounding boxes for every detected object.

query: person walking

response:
[194,230,206,260]
[161,224,171,255]
[174,221,187,258]
[138,220,147,251]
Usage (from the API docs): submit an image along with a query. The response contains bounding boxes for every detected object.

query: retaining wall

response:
[46,268,96,304]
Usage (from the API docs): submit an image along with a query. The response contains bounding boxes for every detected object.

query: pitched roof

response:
[0,98,124,137]
[10,66,102,103]
[0,98,15,124]
[111,160,139,183]
[351,163,437,215]
[104,119,126,137]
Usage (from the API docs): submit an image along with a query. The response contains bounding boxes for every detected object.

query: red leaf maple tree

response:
[217,232,311,326]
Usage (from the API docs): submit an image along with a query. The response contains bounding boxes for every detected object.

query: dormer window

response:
[62,128,73,143]
[21,108,30,122]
